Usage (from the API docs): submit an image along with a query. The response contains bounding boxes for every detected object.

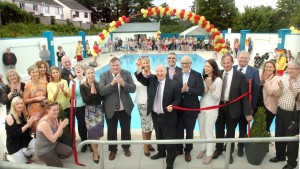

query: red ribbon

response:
[172,92,249,111]
[248,79,253,138]
[70,83,85,166]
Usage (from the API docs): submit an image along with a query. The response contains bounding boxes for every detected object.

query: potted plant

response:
[245,107,270,165]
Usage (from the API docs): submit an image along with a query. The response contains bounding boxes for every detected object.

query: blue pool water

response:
[95,54,275,132]
[95,54,205,130]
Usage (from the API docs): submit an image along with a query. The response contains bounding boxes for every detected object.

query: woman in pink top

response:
[260,61,280,132]
[234,39,240,58]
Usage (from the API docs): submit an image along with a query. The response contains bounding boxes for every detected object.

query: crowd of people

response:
[0,48,299,169]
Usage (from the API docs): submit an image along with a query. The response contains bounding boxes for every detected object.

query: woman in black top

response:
[80,66,104,163]
[56,45,65,69]
[1,69,25,114]
[5,97,38,163]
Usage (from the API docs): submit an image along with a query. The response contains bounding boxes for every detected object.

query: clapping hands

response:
[59,118,69,129]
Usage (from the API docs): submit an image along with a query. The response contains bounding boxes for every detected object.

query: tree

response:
[193,0,238,31]
[234,5,286,33]
[276,0,300,27]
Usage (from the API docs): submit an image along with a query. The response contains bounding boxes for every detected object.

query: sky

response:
[152,0,278,13]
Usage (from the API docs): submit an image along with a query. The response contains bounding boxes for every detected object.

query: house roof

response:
[16,0,62,6]
[112,22,160,33]
[57,0,90,11]
[179,25,209,37]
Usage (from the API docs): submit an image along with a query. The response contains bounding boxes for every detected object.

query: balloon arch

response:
[98,6,228,53]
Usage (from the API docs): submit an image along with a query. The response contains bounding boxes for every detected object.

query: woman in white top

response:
[133,56,155,157]
[197,59,223,165]
[69,63,88,152]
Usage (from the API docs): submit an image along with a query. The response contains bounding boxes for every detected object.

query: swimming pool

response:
[95,54,205,130]
[95,54,275,132]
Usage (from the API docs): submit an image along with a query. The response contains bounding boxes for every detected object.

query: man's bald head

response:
[61,56,72,69]
[155,64,167,81]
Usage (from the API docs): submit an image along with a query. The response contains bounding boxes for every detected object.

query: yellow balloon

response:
[110,21,116,27]
[102,29,107,34]
[198,20,203,26]
[184,15,188,20]
[121,21,125,25]
[290,26,295,30]
[205,24,210,30]
[145,10,148,14]
[152,12,157,16]
[143,14,147,18]
[219,35,223,39]
[200,16,205,22]
[214,35,220,41]
[160,9,164,16]
[119,17,123,22]
[190,18,194,23]
[176,12,180,18]
[158,6,163,10]
[166,11,171,15]
[141,9,145,13]
[222,44,226,47]
[152,8,155,12]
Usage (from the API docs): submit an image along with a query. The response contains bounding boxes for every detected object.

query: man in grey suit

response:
[99,57,136,161]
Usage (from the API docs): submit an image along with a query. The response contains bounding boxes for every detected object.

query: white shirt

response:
[237,65,248,74]
[223,68,234,101]
[153,78,166,114]
[112,73,124,111]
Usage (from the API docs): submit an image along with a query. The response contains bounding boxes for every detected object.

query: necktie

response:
[154,81,163,113]
[221,72,228,101]
[239,68,243,73]
[115,75,120,110]
[169,68,174,79]
[70,68,75,76]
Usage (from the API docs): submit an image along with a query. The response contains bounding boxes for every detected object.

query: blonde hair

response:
[50,66,61,82]
[10,97,27,124]
[84,66,95,86]
[5,69,21,86]
[74,63,84,70]
[142,57,151,71]
[27,64,38,75]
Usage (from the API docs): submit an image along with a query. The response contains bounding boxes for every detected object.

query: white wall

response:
[224,33,241,50]
[245,33,278,60]
[0,38,47,82]
[284,34,300,57]
[71,11,91,23]
[53,36,82,62]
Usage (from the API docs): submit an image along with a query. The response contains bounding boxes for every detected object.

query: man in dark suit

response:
[212,54,252,164]
[135,64,181,169]
[2,48,17,70]
[173,55,204,162]
[61,56,76,85]
[99,57,136,161]
[166,52,182,80]
[234,50,260,157]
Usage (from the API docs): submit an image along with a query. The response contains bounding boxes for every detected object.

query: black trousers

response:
[215,104,239,153]
[75,106,87,141]
[237,115,248,150]
[176,111,197,153]
[265,108,276,132]
[152,112,176,166]
[105,110,131,152]
[275,107,299,167]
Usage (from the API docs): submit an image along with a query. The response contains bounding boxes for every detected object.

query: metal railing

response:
[78,136,299,169]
